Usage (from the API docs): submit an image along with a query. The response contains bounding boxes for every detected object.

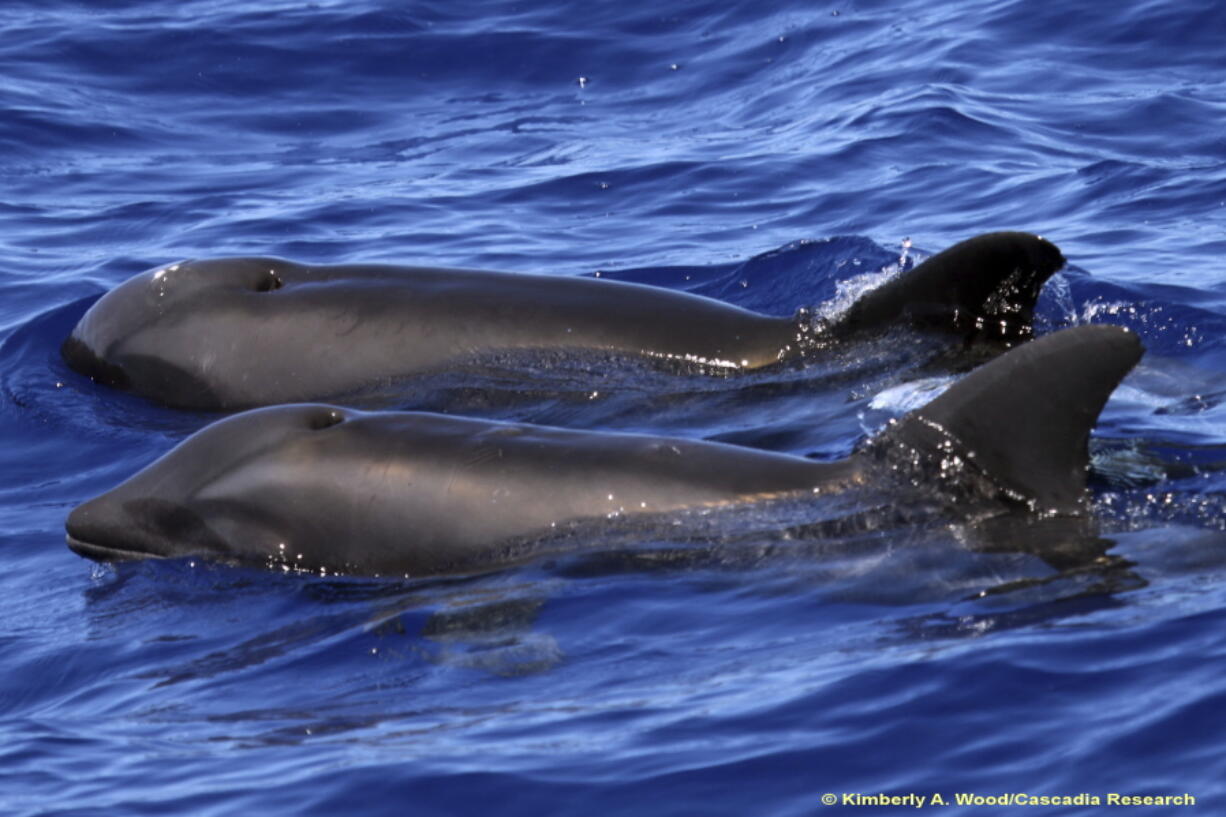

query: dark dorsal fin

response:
[875,325,1143,514]
[836,232,1066,341]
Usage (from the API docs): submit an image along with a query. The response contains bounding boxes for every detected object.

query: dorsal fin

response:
[836,232,1065,341]
[873,325,1143,514]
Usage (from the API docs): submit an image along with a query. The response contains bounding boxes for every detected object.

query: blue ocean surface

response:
[3,0,1226,814]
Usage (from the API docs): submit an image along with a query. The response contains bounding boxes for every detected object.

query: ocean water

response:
[3,0,1226,814]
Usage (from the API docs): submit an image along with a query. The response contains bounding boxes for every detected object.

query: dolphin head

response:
[61,258,296,408]
[66,404,364,572]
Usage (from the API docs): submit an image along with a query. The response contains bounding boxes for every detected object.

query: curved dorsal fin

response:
[837,232,1066,341]
[876,324,1143,514]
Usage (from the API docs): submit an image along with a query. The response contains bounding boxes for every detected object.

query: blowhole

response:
[254,272,284,293]
[307,410,344,430]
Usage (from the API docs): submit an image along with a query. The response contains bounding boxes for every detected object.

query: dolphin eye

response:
[253,271,284,292]
[307,410,344,430]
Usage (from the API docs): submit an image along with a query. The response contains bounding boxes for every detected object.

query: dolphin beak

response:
[61,334,131,390]
[65,495,158,562]
[66,487,236,565]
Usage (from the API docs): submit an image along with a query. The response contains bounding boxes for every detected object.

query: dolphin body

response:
[61,232,1064,410]
[66,325,1141,578]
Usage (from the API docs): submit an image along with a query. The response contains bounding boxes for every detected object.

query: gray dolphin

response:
[65,325,1141,578]
[62,232,1064,410]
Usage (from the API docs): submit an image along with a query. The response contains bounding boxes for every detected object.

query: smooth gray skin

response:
[62,232,1065,409]
[66,326,1142,578]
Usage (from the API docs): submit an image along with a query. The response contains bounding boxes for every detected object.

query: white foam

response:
[867,375,955,413]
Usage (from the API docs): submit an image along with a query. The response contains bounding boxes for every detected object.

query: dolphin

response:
[65,325,1141,578]
[61,232,1064,410]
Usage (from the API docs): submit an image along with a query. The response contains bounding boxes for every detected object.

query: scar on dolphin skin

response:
[66,325,1141,579]
[61,232,1065,410]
